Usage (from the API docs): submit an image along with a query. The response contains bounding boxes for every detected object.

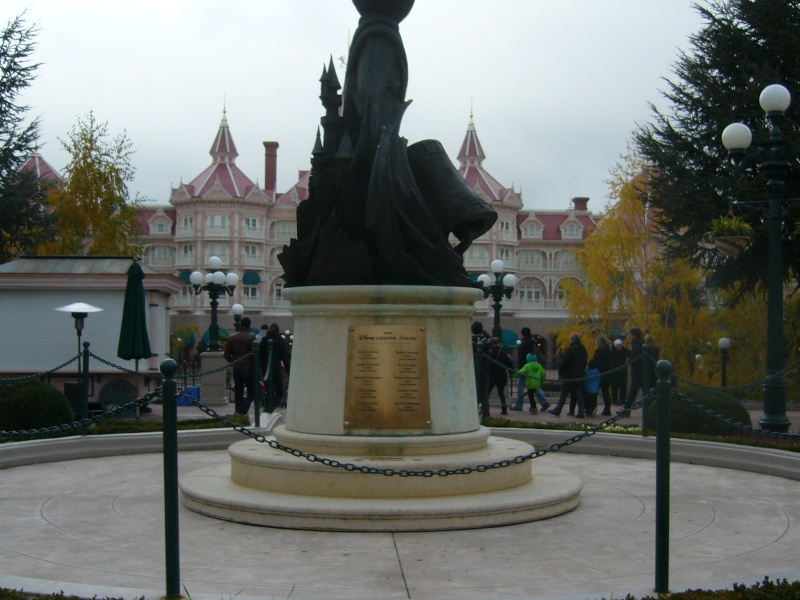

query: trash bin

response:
[180,385,200,406]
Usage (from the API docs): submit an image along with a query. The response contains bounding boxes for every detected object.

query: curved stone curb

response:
[494,428,800,481]
[0,412,283,470]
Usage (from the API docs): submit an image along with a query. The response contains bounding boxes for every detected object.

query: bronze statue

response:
[279,0,496,287]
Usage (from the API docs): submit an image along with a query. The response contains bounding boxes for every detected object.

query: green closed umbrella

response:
[118,260,152,390]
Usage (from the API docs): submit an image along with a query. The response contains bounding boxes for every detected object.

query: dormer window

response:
[156,219,166,234]
[564,223,580,239]
[523,224,542,239]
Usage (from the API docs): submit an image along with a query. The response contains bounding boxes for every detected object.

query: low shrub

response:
[646,385,751,436]
[0,380,74,432]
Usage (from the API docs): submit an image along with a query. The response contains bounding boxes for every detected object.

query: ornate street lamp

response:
[478,259,517,339]
[190,256,238,352]
[231,303,244,331]
[721,83,794,432]
[718,337,731,388]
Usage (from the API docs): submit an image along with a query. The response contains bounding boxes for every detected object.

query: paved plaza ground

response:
[0,400,797,600]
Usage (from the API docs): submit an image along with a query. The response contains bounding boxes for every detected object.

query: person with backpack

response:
[514,352,550,414]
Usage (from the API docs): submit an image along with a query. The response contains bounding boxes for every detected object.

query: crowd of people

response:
[472,321,659,419]
[223,318,291,416]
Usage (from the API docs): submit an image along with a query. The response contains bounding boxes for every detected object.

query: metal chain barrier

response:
[184,390,655,477]
[0,390,160,440]
[0,355,80,384]
[672,356,800,393]
[481,347,643,385]
[672,389,800,440]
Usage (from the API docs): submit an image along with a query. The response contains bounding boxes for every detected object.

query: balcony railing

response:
[242,254,265,268]
[205,225,230,237]
[175,226,195,238]
[243,227,265,240]
[146,256,174,268]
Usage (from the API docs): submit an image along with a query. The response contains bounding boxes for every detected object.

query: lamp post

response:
[718,337,731,388]
[231,303,244,331]
[478,259,518,339]
[721,83,794,432]
[55,302,104,420]
[190,256,238,352]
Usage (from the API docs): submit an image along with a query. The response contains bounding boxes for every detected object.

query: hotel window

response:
[243,286,258,299]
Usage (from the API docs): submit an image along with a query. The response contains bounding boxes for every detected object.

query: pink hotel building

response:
[136,112,598,352]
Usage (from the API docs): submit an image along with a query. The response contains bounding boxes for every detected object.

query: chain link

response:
[0,390,161,440]
[481,348,644,385]
[186,391,654,477]
[671,390,800,441]
[673,356,800,393]
[0,355,80,384]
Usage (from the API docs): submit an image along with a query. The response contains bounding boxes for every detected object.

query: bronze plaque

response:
[344,325,431,429]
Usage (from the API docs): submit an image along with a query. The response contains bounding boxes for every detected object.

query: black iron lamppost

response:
[231,303,244,331]
[718,337,731,388]
[190,256,238,352]
[722,83,795,432]
[478,259,518,339]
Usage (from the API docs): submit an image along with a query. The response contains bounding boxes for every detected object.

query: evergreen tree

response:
[0,13,56,262]
[41,111,142,256]
[635,0,800,296]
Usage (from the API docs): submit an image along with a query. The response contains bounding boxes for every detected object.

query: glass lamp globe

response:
[759,84,791,113]
[503,273,518,287]
[189,271,204,286]
[204,273,213,284]
[718,337,731,350]
[477,274,491,286]
[211,270,226,285]
[491,259,505,274]
[225,272,239,287]
[231,303,244,316]
[722,123,752,150]
[208,255,222,270]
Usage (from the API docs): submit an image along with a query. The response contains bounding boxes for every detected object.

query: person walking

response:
[593,335,613,415]
[621,327,645,415]
[548,332,588,418]
[643,333,660,391]
[488,339,513,415]
[514,352,550,413]
[472,321,493,418]
[609,338,630,406]
[259,323,291,411]
[583,359,601,415]
[513,327,535,410]
[223,316,256,416]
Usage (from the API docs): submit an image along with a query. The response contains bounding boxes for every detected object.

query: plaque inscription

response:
[344,325,431,429]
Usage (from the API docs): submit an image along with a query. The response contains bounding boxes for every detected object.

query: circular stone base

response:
[180,438,582,532]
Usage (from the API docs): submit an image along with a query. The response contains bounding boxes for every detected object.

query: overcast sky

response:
[7,1,704,213]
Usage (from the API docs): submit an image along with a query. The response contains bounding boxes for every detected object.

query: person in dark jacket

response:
[259,323,291,411]
[548,332,588,418]
[488,339,513,415]
[472,321,493,418]
[621,327,645,414]
[223,317,256,415]
[609,338,630,405]
[592,335,613,415]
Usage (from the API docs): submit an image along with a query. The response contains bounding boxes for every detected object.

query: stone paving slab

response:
[0,446,798,600]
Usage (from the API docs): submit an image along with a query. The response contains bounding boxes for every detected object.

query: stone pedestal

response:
[199,351,229,406]
[181,286,581,531]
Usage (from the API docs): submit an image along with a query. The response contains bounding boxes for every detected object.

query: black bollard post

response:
[252,339,262,427]
[160,358,181,599]
[654,359,673,594]
[81,341,90,423]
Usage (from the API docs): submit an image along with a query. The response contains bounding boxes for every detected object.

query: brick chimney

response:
[571,197,589,211]
[263,141,279,195]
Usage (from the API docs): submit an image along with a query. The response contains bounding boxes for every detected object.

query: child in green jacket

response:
[513,353,551,414]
